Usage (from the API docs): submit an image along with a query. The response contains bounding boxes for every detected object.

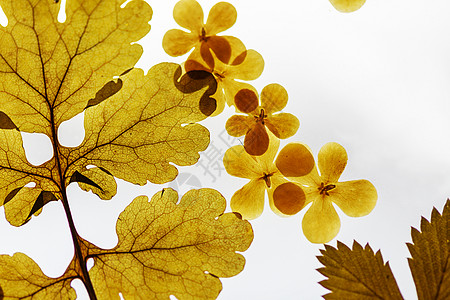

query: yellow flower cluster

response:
[163,0,374,243]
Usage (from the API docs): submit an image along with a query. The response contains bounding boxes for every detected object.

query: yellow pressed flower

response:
[329,0,366,13]
[163,0,245,68]
[274,142,377,243]
[223,134,314,220]
[185,47,264,116]
[225,84,299,156]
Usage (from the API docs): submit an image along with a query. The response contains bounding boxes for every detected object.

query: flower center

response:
[255,108,266,124]
[199,27,209,42]
[262,172,273,188]
[213,72,225,79]
[318,182,336,196]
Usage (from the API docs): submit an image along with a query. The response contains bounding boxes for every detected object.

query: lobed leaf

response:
[317,241,403,299]
[0,0,152,135]
[87,188,254,300]
[63,63,213,186]
[0,252,78,299]
[407,199,450,300]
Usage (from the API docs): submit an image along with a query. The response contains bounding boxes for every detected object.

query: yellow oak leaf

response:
[0,252,78,299]
[71,166,117,200]
[0,188,254,299]
[87,188,253,299]
[0,0,152,135]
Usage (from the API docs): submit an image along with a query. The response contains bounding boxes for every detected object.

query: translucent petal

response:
[223,145,262,179]
[226,50,264,81]
[244,122,269,156]
[329,0,366,13]
[276,143,315,177]
[205,2,237,35]
[199,42,216,71]
[331,180,377,217]
[267,174,290,217]
[318,142,348,183]
[173,0,204,32]
[185,48,211,73]
[210,84,226,116]
[302,198,340,243]
[292,166,321,188]
[234,89,259,113]
[260,83,288,114]
[225,115,254,137]
[162,29,197,57]
[273,182,306,215]
[222,79,258,107]
[256,131,280,173]
[230,179,266,220]
[265,113,299,139]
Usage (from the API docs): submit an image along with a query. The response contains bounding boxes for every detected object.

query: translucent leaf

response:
[317,241,404,299]
[407,199,450,300]
[88,188,254,299]
[0,252,78,299]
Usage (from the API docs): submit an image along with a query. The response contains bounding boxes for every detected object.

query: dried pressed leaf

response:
[0,252,78,299]
[0,0,152,135]
[71,167,117,200]
[317,241,404,299]
[407,199,450,300]
[88,188,254,299]
[64,63,211,186]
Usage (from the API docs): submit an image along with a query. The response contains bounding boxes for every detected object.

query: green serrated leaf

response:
[407,199,450,300]
[317,241,403,300]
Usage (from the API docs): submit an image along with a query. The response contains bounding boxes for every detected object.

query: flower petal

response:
[162,29,197,57]
[260,83,288,114]
[329,0,366,13]
[173,0,204,32]
[330,179,377,217]
[226,115,254,137]
[205,2,237,35]
[185,48,211,72]
[273,182,306,215]
[267,174,289,217]
[234,88,259,113]
[292,165,322,187]
[222,79,258,107]
[223,145,262,179]
[276,143,315,177]
[209,83,226,116]
[265,113,299,139]
[256,131,280,172]
[318,142,348,183]
[302,198,340,243]
[244,122,269,156]
[230,179,266,220]
[226,50,264,81]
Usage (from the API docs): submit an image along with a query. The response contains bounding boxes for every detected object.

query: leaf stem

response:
[49,113,98,299]
[59,189,98,300]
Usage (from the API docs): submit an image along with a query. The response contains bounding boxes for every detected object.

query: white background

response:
[1,0,450,299]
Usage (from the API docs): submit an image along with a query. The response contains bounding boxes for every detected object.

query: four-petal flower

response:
[223,134,315,220]
[163,0,245,68]
[226,84,299,155]
[274,142,377,243]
